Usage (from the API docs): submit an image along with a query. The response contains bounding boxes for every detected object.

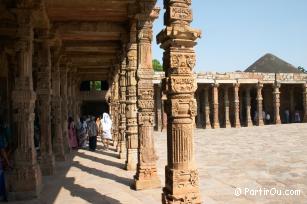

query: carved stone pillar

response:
[51,56,65,161]
[256,83,264,126]
[119,56,127,159]
[157,0,202,202]
[36,29,55,176]
[212,83,220,129]
[290,87,295,122]
[245,87,253,127]
[111,74,120,150]
[233,83,241,128]
[154,84,163,131]
[273,82,281,124]
[7,8,42,199]
[303,83,307,122]
[67,70,72,117]
[224,86,231,128]
[125,20,138,171]
[72,76,79,121]
[60,62,70,153]
[204,87,211,129]
[134,6,161,190]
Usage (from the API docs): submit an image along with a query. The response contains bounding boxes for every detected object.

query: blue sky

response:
[152,0,307,72]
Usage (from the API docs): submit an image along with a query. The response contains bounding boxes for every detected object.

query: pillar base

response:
[225,122,231,128]
[134,165,161,190]
[40,154,55,176]
[7,164,42,201]
[53,144,66,161]
[275,120,281,125]
[246,120,253,127]
[162,167,201,204]
[234,124,241,128]
[54,152,66,162]
[257,121,264,126]
[205,123,211,129]
[125,149,137,171]
[134,176,161,190]
[213,123,220,129]
[118,142,126,159]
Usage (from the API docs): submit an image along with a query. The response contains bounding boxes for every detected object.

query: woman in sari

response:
[101,113,112,150]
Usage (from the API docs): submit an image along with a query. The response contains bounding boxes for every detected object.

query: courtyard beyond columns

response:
[10,124,307,204]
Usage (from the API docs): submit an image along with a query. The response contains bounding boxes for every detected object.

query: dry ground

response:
[10,124,307,204]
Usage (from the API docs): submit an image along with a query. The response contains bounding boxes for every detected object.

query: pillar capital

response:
[233,82,240,88]
[212,82,219,88]
[257,82,264,89]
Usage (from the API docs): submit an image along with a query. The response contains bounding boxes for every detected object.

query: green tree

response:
[298,66,306,73]
[152,59,163,72]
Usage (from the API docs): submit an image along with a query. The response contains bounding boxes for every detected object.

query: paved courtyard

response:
[11,124,307,204]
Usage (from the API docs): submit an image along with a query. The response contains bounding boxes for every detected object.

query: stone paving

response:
[11,124,307,204]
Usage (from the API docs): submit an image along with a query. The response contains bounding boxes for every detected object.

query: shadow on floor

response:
[72,161,133,186]
[10,143,126,204]
[94,149,120,159]
[63,177,122,204]
[75,151,124,169]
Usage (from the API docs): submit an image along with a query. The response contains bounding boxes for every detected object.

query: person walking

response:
[284,109,290,124]
[294,111,301,123]
[88,116,98,151]
[101,113,112,150]
[266,113,271,125]
[78,117,88,148]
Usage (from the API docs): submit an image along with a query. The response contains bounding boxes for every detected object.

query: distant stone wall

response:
[154,72,307,84]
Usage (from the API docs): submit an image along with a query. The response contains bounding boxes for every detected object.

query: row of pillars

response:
[7,4,82,199]
[200,83,307,129]
[112,4,162,190]
[113,0,203,203]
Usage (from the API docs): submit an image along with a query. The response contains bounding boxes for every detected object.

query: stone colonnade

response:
[153,79,307,130]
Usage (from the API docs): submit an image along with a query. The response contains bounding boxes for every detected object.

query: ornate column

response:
[195,92,201,128]
[111,74,120,150]
[36,29,55,175]
[72,74,80,121]
[67,69,72,117]
[119,56,127,159]
[204,86,211,129]
[273,82,281,124]
[154,84,163,131]
[245,87,253,127]
[233,83,241,128]
[8,8,42,199]
[157,0,202,202]
[290,87,295,122]
[60,61,70,153]
[256,83,264,126]
[134,5,161,190]
[212,83,220,129]
[125,20,138,171]
[224,86,231,128]
[51,52,65,161]
[303,83,307,122]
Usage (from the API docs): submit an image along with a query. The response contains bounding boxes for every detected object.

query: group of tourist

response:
[67,113,113,152]
[254,109,301,124]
